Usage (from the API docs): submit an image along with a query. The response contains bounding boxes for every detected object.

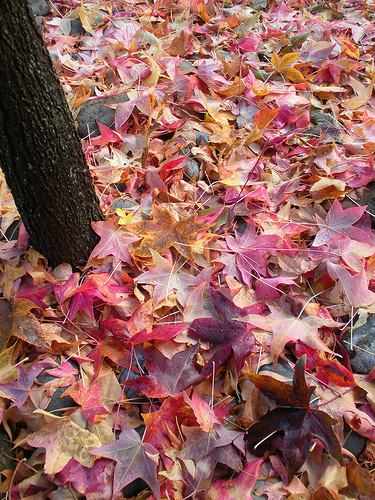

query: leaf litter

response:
[2,0,375,498]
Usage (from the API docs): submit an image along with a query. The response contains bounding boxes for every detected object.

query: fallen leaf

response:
[128,204,212,260]
[27,417,102,475]
[271,52,305,83]
[90,219,139,265]
[0,298,49,352]
[245,356,343,482]
[124,344,203,398]
[91,426,160,499]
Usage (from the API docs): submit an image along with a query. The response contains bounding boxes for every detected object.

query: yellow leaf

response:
[271,51,305,83]
[128,205,212,260]
[341,40,360,59]
[343,75,375,110]
[310,177,346,202]
[78,4,98,36]
[198,0,211,22]
[116,208,135,226]
[251,85,269,96]
[27,418,102,475]
[143,57,161,86]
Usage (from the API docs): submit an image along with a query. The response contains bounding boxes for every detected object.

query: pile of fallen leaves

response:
[2,0,375,498]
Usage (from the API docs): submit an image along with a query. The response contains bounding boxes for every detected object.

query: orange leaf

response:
[127,205,212,260]
[341,40,360,59]
[198,0,211,23]
[0,298,49,352]
[271,51,305,83]
[245,108,279,144]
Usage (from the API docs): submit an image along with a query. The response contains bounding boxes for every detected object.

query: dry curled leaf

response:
[0,298,49,352]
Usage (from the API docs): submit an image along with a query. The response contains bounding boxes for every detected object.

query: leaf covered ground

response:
[2,0,375,498]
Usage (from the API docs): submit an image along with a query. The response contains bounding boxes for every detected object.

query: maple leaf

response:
[245,355,343,482]
[127,204,212,260]
[124,344,203,398]
[178,423,245,490]
[27,417,102,475]
[327,234,375,273]
[343,75,375,110]
[62,379,110,424]
[313,199,370,247]
[143,393,197,468]
[327,262,375,311]
[190,289,263,375]
[90,426,160,500]
[271,51,305,83]
[204,457,264,500]
[244,108,279,144]
[63,273,125,322]
[295,344,356,388]
[0,298,50,352]
[219,218,280,286]
[0,358,56,409]
[90,219,139,265]
[240,301,341,365]
[184,390,223,432]
[57,458,114,497]
[135,249,204,306]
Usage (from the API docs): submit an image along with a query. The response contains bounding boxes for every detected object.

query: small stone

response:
[111,198,138,211]
[185,158,200,181]
[343,423,366,458]
[342,315,375,374]
[28,0,51,16]
[75,93,129,138]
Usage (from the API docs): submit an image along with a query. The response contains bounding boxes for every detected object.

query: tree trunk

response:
[0,0,104,269]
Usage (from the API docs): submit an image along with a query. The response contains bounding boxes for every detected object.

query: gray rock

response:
[70,18,85,36]
[111,198,138,211]
[75,92,129,138]
[28,0,51,16]
[342,315,375,374]
[185,158,200,181]
[0,426,15,474]
[343,423,366,458]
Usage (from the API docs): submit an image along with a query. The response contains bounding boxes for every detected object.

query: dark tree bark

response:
[0,0,104,268]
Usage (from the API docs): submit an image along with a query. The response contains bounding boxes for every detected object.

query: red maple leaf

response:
[62,379,110,424]
[124,344,203,398]
[90,426,160,499]
[313,199,370,247]
[219,216,279,286]
[90,219,139,265]
[190,289,263,375]
[245,355,343,482]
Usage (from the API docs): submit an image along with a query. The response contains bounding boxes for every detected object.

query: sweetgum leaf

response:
[190,290,263,375]
[246,356,343,482]
[0,298,50,352]
[91,426,160,499]
[27,417,102,475]
[128,204,212,260]
[313,199,368,247]
[90,220,139,264]
[124,344,203,397]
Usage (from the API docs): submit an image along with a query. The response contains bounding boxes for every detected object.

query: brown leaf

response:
[0,298,49,352]
[167,29,194,57]
[127,204,212,259]
[340,460,375,497]
[27,417,102,475]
